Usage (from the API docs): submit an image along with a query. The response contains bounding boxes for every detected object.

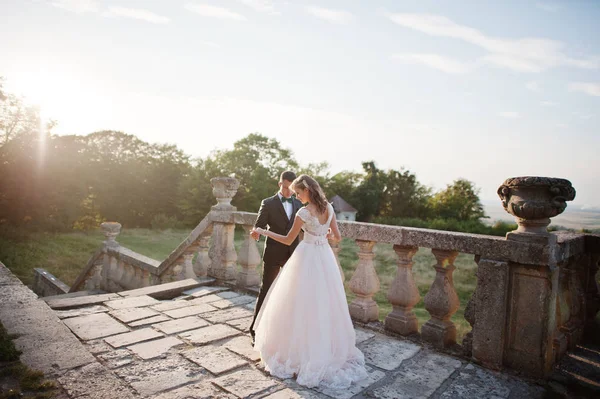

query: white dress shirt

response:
[278,192,293,219]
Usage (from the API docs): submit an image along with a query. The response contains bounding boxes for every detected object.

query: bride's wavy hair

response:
[292,175,328,214]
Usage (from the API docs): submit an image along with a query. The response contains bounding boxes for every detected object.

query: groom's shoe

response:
[250,330,255,347]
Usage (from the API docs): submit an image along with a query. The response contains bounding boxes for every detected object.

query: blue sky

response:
[1,0,599,208]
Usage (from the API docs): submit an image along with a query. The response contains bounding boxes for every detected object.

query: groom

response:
[249,170,303,343]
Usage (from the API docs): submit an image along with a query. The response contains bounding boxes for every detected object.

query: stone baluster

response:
[385,245,419,335]
[122,264,136,290]
[421,249,459,348]
[348,240,380,323]
[193,231,212,278]
[181,253,197,279]
[208,177,240,282]
[328,238,345,283]
[140,269,151,287]
[237,225,261,287]
[100,222,121,291]
[85,264,103,291]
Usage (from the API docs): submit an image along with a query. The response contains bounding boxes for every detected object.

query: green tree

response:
[429,179,486,221]
[353,161,385,221]
[380,168,432,219]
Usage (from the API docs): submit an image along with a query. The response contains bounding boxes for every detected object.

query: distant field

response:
[483,202,600,231]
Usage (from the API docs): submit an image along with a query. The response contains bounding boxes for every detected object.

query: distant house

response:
[330,195,358,221]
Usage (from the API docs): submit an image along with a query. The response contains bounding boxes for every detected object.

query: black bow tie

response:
[281,197,293,203]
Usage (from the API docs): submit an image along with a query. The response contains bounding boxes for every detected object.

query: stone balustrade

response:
[69,175,600,380]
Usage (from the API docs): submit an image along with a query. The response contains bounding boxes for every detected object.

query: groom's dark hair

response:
[280,171,297,183]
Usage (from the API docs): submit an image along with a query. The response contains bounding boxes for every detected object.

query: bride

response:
[252,174,368,389]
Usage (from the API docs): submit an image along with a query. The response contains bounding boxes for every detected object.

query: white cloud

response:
[541,101,558,107]
[499,111,520,119]
[569,82,600,97]
[237,0,280,15]
[306,6,354,24]
[385,12,599,73]
[185,3,247,21]
[392,53,471,74]
[50,0,99,13]
[536,2,562,13]
[526,81,541,91]
[107,7,170,24]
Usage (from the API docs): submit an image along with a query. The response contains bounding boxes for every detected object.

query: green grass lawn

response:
[0,227,475,342]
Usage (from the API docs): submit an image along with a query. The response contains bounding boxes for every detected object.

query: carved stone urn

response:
[100,222,121,248]
[210,177,240,211]
[497,177,576,235]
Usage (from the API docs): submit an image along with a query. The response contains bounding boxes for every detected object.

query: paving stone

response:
[372,352,462,399]
[58,362,138,399]
[54,305,109,319]
[115,355,206,397]
[211,295,256,309]
[182,345,248,375]
[226,316,252,332]
[263,388,323,399]
[212,368,280,398]
[355,328,375,344]
[84,339,112,355]
[152,381,236,399]
[109,306,159,323]
[46,293,121,310]
[223,335,261,362]
[314,365,386,399]
[129,314,170,327]
[105,327,164,348]
[163,303,217,318]
[216,291,241,299]
[128,336,184,360]
[154,316,210,335]
[63,313,129,340]
[244,301,256,310]
[358,334,421,370]
[97,349,135,369]
[203,307,253,324]
[180,324,241,345]
[104,295,160,310]
[183,285,230,297]
[188,293,223,304]
[439,364,511,398]
[118,278,209,299]
[151,299,195,312]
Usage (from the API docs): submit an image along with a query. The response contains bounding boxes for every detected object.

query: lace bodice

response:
[297,203,334,236]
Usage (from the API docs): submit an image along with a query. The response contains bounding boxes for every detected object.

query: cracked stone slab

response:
[118,278,209,299]
[152,381,236,399]
[314,365,386,399]
[372,352,462,399]
[355,328,375,345]
[264,387,324,399]
[440,365,511,398]
[212,368,280,398]
[216,291,241,299]
[104,295,160,310]
[46,293,121,310]
[84,339,112,355]
[163,303,217,319]
[97,349,135,369]
[154,316,210,335]
[105,327,164,348]
[182,345,248,375]
[58,362,138,399]
[180,324,241,345]
[109,306,159,323]
[358,335,421,370]
[223,336,260,362]
[128,336,184,360]
[129,314,170,327]
[63,313,129,340]
[202,307,253,324]
[188,293,224,304]
[226,316,252,332]
[183,286,230,297]
[151,299,195,312]
[115,355,206,397]
[211,295,256,309]
[54,305,109,319]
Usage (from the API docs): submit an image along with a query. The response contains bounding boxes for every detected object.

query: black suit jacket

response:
[254,194,303,266]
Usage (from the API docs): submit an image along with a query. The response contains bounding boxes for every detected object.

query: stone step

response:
[46,293,122,310]
[41,289,107,302]
[117,277,215,299]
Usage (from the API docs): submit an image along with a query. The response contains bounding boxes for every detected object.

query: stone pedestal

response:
[385,245,419,336]
[349,240,380,323]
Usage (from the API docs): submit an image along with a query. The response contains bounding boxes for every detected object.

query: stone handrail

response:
[69,175,600,381]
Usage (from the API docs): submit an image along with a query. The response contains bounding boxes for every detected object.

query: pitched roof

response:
[330,195,358,213]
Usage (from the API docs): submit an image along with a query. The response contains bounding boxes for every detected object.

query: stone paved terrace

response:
[1,264,552,399]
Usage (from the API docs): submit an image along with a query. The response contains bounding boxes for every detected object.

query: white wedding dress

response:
[254,203,368,389]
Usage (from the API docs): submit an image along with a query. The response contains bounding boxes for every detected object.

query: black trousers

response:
[249,261,285,337]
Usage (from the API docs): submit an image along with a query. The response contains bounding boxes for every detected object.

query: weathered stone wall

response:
[32,268,69,297]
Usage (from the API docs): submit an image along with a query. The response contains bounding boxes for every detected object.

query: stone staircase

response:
[1,262,554,399]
